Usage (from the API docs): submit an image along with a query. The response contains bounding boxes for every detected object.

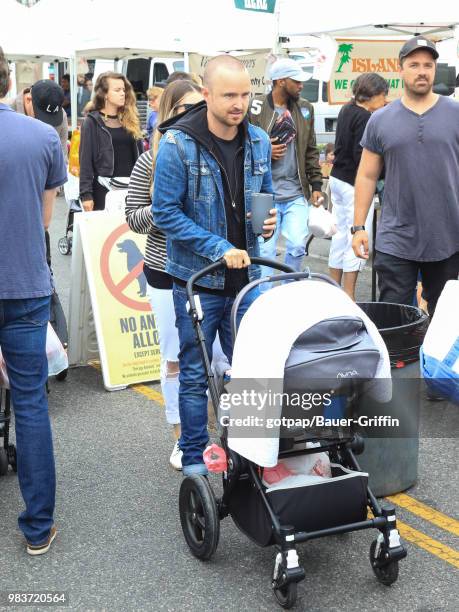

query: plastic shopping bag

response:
[63,171,80,202]
[104,189,128,214]
[0,324,68,389]
[46,323,69,376]
[308,204,337,238]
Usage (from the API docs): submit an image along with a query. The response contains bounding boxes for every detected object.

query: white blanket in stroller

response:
[227,280,391,467]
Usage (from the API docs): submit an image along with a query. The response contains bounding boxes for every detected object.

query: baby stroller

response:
[0,388,16,476]
[58,198,82,256]
[179,258,406,609]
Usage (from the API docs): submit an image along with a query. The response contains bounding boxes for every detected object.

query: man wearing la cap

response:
[12,79,69,278]
[353,36,459,314]
[11,79,68,161]
[248,58,323,283]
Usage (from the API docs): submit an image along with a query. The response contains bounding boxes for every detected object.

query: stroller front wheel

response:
[273,581,297,609]
[179,475,220,560]
[369,539,399,585]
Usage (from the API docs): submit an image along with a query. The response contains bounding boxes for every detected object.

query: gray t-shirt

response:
[361,97,459,262]
[271,106,303,203]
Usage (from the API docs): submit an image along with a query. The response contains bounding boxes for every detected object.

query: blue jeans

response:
[259,196,310,287]
[173,284,260,475]
[0,296,55,545]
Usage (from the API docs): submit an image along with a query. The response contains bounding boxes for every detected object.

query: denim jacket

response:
[152,109,273,290]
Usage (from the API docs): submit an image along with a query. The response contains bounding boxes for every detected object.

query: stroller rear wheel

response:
[179,475,219,560]
[370,538,399,585]
[58,237,71,256]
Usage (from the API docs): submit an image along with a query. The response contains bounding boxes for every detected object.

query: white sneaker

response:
[169,441,183,471]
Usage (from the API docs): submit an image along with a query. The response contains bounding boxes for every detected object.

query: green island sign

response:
[234,0,276,13]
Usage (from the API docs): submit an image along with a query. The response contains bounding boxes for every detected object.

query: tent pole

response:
[272,1,281,56]
[70,55,77,133]
[455,26,459,99]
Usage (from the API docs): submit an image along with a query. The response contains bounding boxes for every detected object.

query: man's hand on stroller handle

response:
[223,249,251,269]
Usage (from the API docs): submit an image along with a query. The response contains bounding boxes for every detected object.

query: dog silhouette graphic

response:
[117,239,147,297]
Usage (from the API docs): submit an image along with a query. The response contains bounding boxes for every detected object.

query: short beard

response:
[404,81,433,98]
[287,90,300,102]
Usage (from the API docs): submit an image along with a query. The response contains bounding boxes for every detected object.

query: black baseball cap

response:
[31,79,64,127]
[399,36,439,62]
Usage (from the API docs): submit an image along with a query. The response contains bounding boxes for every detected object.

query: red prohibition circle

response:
[100,223,151,312]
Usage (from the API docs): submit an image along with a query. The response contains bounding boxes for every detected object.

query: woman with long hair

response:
[328,73,388,300]
[79,71,143,211]
[126,80,227,470]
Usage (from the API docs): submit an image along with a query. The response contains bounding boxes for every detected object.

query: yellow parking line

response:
[396,520,459,569]
[89,361,164,405]
[388,493,459,538]
[132,383,165,406]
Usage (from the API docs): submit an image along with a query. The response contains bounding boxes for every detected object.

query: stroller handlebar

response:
[185,257,295,305]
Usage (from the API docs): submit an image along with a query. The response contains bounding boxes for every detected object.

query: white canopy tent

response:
[1,0,71,61]
[277,0,459,74]
[278,0,458,42]
[24,0,279,128]
[26,0,277,56]
[5,0,457,127]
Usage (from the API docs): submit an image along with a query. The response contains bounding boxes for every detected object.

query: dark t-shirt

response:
[0,104,67,299]
[210,128,248,294]
[107,126,137,177]
[361,97,459,262]
[331,101,370,186]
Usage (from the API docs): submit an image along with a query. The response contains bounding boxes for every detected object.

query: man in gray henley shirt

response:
[352,36,459,314]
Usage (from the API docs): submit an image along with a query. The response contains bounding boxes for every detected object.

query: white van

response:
[286,54,339,145]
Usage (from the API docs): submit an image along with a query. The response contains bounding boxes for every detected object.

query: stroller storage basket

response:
[229,463,368,547]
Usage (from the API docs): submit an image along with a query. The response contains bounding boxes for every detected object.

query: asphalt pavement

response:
[0,196,457,612]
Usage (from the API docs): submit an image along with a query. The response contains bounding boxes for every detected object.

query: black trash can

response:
[355,303,429,497]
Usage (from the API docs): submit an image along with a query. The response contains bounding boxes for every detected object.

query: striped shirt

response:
[126,150,171,288]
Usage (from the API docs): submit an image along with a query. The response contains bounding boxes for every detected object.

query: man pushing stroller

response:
[153,55,276,476]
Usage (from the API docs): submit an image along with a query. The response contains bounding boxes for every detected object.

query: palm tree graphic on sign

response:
[336,43,354,73]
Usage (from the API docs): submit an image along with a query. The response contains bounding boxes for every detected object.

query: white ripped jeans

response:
[146,283,229,425]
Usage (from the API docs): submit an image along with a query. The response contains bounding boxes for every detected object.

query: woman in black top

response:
[328,73,388,300]
[79,72,143,211]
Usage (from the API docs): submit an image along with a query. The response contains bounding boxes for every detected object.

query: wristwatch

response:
[350,225,366,234]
